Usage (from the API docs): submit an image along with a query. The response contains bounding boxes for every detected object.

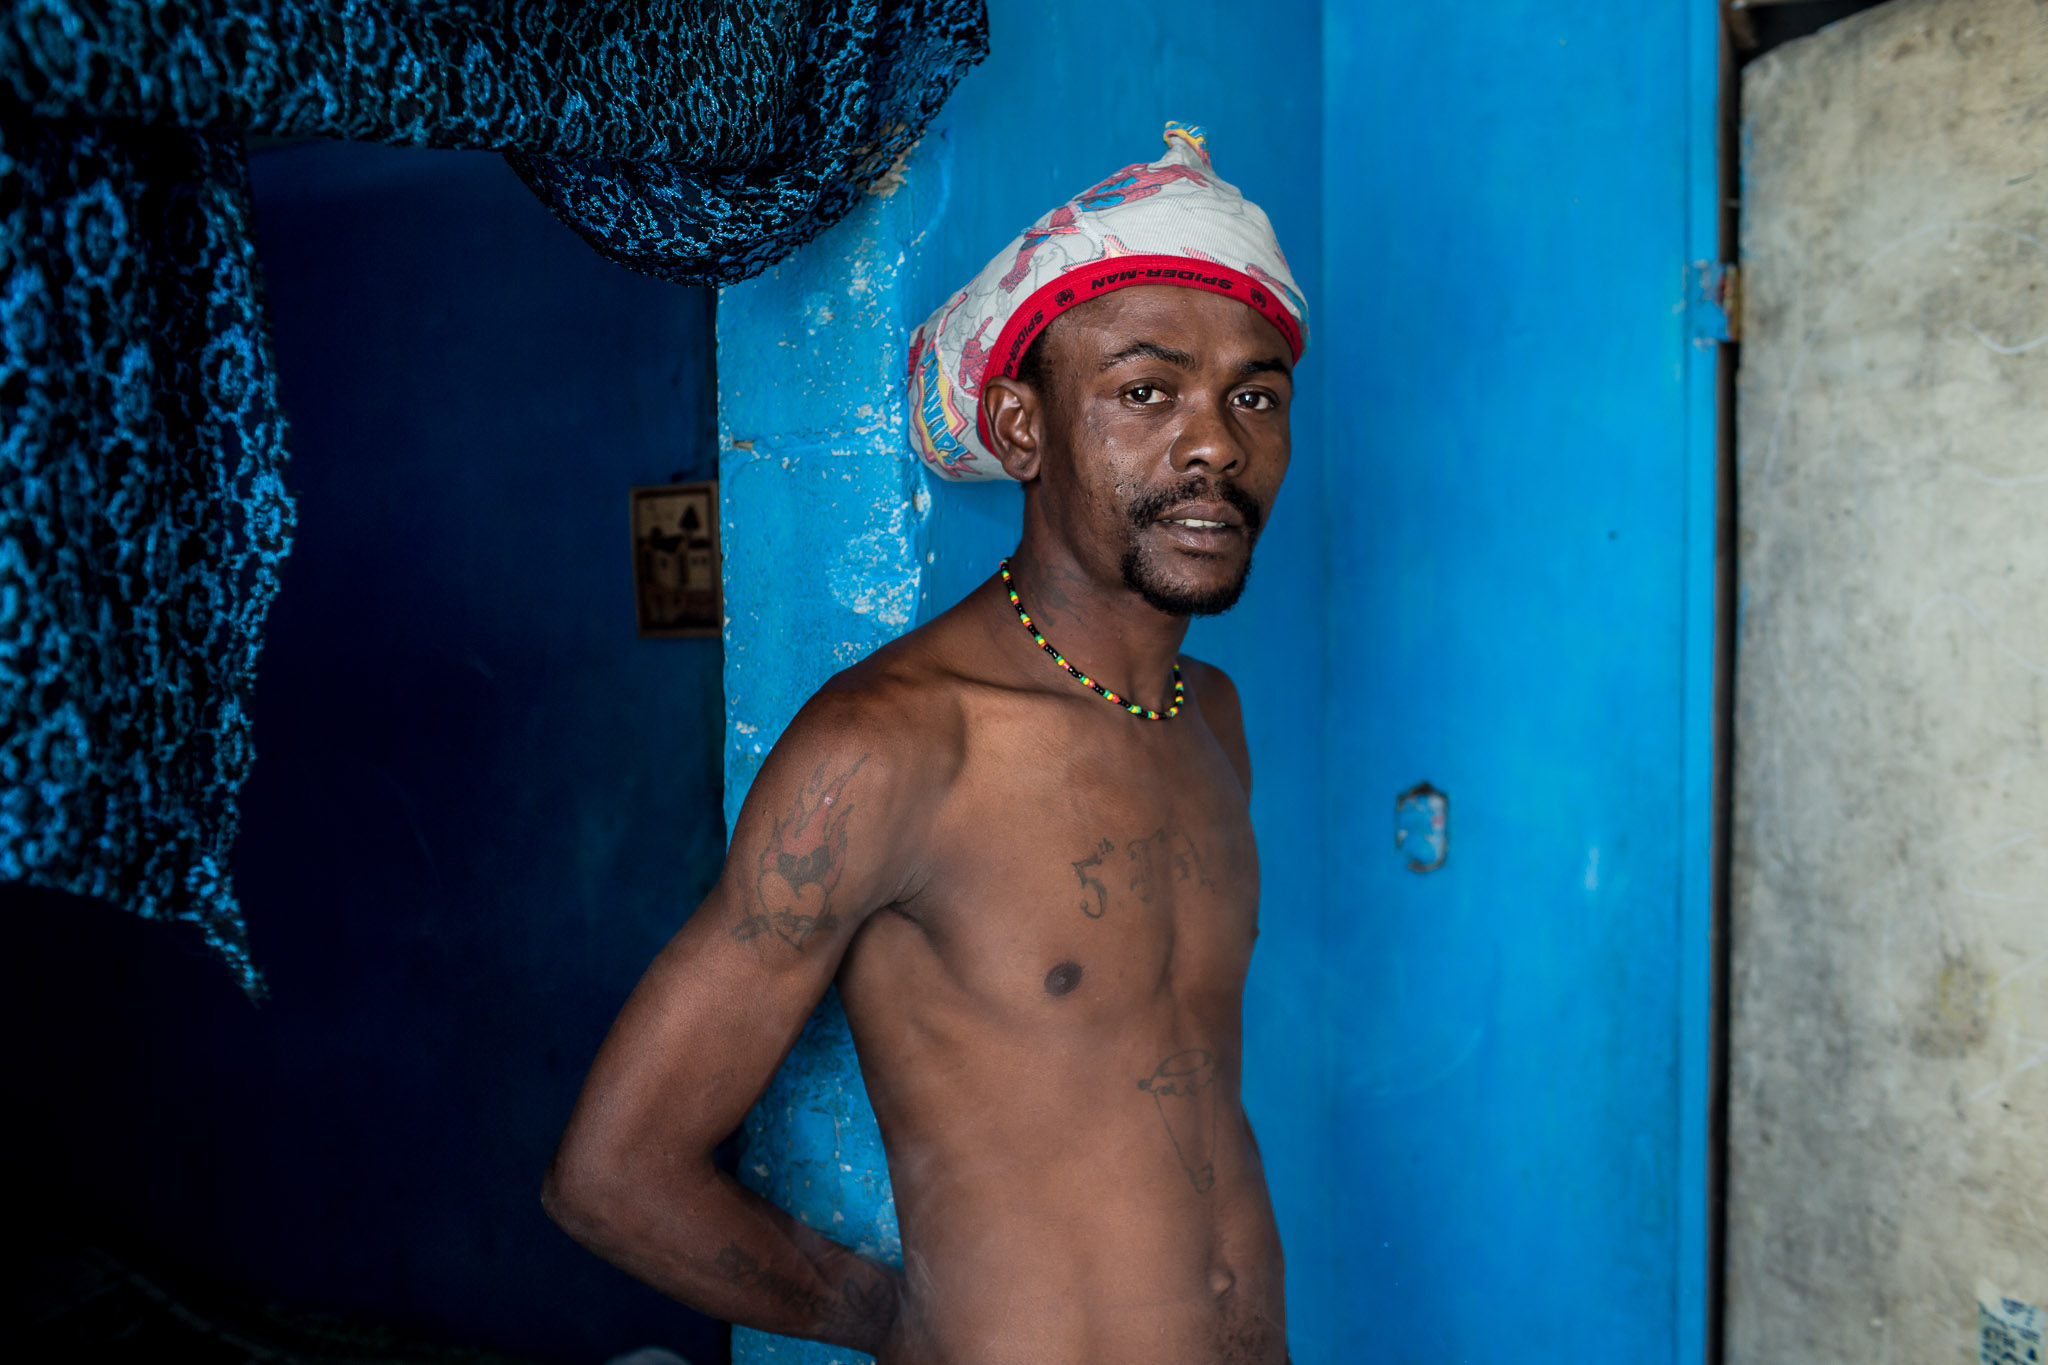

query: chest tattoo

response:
[1070,824,1217,921]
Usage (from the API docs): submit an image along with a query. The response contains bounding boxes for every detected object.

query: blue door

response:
[1316,4,1718,1361]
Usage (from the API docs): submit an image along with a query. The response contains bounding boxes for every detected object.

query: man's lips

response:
[1149,502,1247,553]
[1151,501,1244,531]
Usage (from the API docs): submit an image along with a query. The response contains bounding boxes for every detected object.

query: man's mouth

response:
[1155,501,1245,544]
[1153,500,1245,532]
[1126,482,1265,554]
[1123,485,1266,613]
[1149,503,1247,553]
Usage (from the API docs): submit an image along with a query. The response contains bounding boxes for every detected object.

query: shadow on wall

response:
[3,142,729,1365]
[1731,0,1890,58]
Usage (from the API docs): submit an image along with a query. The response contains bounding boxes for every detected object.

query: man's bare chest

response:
[901,718,1261,1013]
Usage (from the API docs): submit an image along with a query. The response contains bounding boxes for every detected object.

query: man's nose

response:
[1167,392,1246,476]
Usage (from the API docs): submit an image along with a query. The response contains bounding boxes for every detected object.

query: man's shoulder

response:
[809,648,961,741]
[1178,654,1242,721]
[1179,654,1251,791]
[780,624,977,787]
[1177,653,1237,696]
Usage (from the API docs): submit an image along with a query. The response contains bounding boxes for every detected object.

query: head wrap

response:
[907,122,1308,482]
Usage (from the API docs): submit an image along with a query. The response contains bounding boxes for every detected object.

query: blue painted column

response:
[716,137,948,1364]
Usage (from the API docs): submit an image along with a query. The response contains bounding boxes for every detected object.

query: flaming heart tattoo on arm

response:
[731,755,869,951]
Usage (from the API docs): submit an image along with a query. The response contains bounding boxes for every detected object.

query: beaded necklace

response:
[1000,558,1184,721]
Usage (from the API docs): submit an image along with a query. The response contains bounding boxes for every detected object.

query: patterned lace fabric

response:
[0,1,987,993]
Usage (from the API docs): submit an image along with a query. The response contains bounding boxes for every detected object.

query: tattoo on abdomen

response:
[1139,1049,1219,1193]
[1069,825,1214,920]
[731,755,868,951]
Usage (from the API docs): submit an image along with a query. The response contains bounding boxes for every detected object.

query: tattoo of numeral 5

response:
[1072,838,1115,918]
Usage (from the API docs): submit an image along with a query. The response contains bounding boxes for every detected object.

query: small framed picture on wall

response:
[630,481,721,638]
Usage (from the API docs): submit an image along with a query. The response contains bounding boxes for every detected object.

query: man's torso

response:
[828,616,1284,1365]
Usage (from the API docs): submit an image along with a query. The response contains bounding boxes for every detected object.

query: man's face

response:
[1007,286,1294,616]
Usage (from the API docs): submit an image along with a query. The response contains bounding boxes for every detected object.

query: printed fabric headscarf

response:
[907,122,1309,482]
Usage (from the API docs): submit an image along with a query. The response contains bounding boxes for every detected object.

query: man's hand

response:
[540,691,929,1352]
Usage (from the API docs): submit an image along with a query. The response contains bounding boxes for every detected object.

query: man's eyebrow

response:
[1238,356,1293,380]
[1098,340,1195,372]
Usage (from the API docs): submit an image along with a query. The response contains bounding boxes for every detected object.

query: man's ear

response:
[981,374,1044,482]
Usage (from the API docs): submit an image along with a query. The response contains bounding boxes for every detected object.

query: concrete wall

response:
[1728,1,2048,1359]
[6,142,731,1365]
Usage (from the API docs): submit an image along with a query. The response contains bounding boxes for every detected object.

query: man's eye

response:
[1234,390,1277,411]
[1126,385,1167,405]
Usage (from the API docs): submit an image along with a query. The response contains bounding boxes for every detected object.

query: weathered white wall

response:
[1728,1,2048,1361]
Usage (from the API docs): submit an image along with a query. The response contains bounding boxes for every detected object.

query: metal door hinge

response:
[1690,260,1742,345]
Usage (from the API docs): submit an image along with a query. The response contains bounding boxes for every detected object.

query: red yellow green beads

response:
[1000,558,1183,720]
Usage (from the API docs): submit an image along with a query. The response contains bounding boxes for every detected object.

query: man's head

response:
[980,286,1292,616]
[906,123,1310,567]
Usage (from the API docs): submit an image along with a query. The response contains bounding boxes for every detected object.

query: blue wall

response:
[720,2,1717,1363]
[6,143,731,1365]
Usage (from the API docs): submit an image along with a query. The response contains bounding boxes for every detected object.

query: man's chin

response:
[1121,546,1255,617]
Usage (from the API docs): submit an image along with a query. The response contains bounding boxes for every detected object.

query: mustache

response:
[1124,478,1267,536]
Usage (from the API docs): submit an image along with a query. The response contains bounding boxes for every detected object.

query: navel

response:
[1043,960,1083,997]
[1211,1265,1236,1296]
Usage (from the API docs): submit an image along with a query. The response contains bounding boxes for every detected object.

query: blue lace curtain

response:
[0,1,986,993]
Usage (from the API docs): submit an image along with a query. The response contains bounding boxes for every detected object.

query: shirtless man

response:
[542,124,1307,1365]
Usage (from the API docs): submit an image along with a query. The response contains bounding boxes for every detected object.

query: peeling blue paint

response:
[718,133,947,1365]
[1394,782,1449,873]
[1688,259,1737,344]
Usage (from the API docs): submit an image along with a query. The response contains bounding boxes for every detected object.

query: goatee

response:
[1120,479,1266,617]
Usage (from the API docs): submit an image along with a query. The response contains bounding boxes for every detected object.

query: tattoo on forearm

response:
[731,755,868,950]
[1139,1049,1219,1193]
[1069,825,1214,920]
[834,1273,898,1331]
[709,1242,896,1335]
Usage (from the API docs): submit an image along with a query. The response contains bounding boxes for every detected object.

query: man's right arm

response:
[540,695,926,1354]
